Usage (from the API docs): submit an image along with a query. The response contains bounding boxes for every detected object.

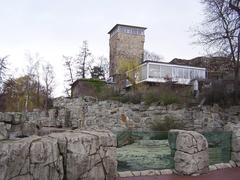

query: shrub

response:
[160,91,179,105]
[150,116,184,131]
[144,92,159,105]
[143,88,179,106]
[118,92,142,104]
[79,78,106,93]
[202,80,240,107]
[97,85,120,100]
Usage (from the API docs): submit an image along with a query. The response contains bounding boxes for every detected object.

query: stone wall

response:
[53,97,240,132]
[0,129,117,180]
[1,97,240,140]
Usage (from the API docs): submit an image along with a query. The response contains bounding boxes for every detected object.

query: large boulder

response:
[0,129,117,180]
[49,129,117,180]
[0,135,63,180]
[171,130,209,175]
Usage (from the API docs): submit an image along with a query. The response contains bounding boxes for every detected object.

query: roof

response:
[71,79,106,88]
[142,60,206,70]
[170,56,233,72]
[108,24,147,34]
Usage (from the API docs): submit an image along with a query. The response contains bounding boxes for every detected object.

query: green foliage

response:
[1,76,47,112]
[119,93,142,104]
[97,86,121,101]
[80,78,106,93]
[98,84,190,106]
[143,89,179,106]
[98,87,142,104]
[150,116,184,131]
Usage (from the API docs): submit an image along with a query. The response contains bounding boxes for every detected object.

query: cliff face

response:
[170,57,234,73]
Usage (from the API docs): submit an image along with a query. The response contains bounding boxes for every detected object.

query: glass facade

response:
[126,62,206,86]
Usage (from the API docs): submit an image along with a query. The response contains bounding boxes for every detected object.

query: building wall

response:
[109,29,145,77]
[71,81,95,98]
[71,80,106,98]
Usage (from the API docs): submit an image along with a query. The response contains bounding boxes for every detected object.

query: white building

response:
[126,61,207,87]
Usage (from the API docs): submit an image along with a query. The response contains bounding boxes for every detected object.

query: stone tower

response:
[108,24,147,78]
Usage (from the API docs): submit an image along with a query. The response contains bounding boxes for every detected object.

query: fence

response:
[116,130,232,172]
[116,131,173,172]
[203,131,232,164]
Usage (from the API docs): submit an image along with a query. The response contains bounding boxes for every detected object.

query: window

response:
[190,69,194,79]
[149,64,160,78]
[116,26,144,35]
[160,65,172,79]
[178,68,184,78]
[183,69,189,79]
[141,64,147,80]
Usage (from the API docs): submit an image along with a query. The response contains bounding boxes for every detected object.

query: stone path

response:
[117,167,240,180]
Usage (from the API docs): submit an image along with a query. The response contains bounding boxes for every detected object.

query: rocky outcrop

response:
[53,98,238,132]
[0,135,63,180]
[170,130,209,175]
[0,112,41,139]
[0,130,117,180]
[1,97,240,138]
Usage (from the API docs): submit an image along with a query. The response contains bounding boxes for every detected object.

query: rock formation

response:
[0,130,117,180]
[170,129,209,175]
[1,97,240,140]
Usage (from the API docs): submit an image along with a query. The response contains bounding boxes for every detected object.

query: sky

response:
[0,0,205,97]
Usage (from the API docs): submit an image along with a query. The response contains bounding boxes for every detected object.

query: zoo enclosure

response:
[116,130,232,172]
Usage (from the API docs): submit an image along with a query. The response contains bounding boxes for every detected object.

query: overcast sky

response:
[0,0,205,97]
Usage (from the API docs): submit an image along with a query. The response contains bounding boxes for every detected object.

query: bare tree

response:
[144,50,164,62]
[24,53,41,112]
[229,0,240,79]
[62,41,94,96]
[63,55,75,83]
[76,41,92,79]
[0,56,8,93]
[195,0,239,80]
[63,55,75,96]
[98,56,109,79]
[42,62,55,111]
[194,0,240,103]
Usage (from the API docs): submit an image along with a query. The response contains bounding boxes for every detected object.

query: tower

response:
[108,24,147,78]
